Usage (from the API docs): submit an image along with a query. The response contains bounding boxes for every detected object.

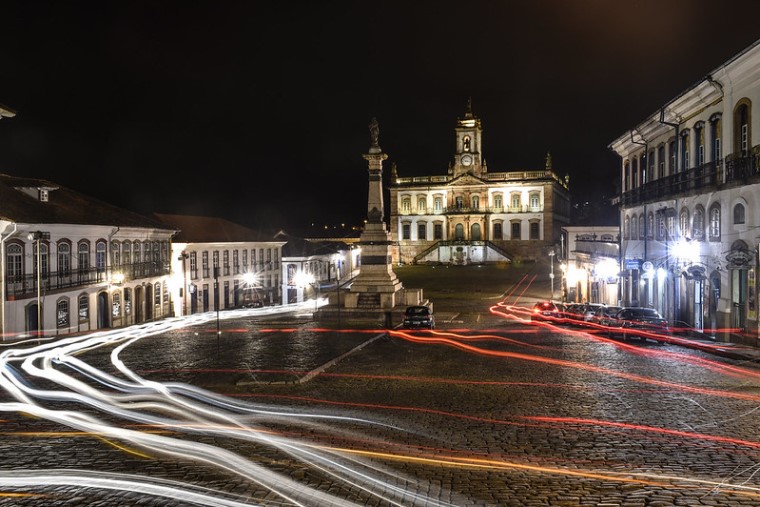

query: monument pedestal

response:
[316,118,427,326]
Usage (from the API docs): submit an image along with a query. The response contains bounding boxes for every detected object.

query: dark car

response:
[607,307,670,342]
[403,306,435,329]
[531,301,566,322]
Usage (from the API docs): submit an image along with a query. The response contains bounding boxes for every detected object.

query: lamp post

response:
[28,231,49,338]
[548,250,555,300]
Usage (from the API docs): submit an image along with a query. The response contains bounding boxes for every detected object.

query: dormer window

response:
[39,189,49,202]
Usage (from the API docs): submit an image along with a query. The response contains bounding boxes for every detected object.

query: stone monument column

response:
[344,117,403,310]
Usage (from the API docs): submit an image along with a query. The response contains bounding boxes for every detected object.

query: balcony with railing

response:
[443,205,544,214]
[5,261,171,299]
[620,152,760,207]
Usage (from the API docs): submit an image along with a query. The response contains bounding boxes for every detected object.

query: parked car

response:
[606,307,670,342]
[596,305,621,325]
[564,303,587,322]
[531,301,566,322]
[403,305,435,329]
[581,303,607,323]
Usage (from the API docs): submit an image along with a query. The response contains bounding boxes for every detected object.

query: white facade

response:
[1,221,174,339]
[561,226,620,306]
[390,105,570,264]
[609,38,760,342]
[171,241,285,316]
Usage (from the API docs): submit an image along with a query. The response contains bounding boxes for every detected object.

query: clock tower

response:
[452,98,484,178]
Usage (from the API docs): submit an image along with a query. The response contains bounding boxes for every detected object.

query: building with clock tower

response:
[389,103,571,265]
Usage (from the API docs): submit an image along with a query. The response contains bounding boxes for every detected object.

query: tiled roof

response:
[0,173,174,230]
[154,213,279,243]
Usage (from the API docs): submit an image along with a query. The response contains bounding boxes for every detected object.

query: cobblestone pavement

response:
[2,265,760,506]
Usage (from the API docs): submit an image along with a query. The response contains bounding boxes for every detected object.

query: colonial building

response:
[154,214,286,314]
[276,232,360,305]
[1,174,176,339]
[609,38,760,343]
[561,226,620,306]
[389,103,571,265]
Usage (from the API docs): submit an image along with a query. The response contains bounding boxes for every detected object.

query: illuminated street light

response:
[672,239,700,265]
[548,250,555,300]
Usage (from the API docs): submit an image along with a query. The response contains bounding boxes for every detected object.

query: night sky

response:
[1,1,759,233]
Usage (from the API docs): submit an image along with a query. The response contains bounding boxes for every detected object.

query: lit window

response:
[79,294,89,323]
[709,204,721,240]
[57,299,69,328]
[679,209,690,238]
[693,206,705,240]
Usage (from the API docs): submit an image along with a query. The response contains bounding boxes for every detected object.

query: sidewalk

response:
[670,333,760,363]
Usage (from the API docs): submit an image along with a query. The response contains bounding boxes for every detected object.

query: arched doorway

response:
[145,283,153,321]
[135,286,143,323]
[455,223,464,240]
[726,240,752,332]
[26,303,39,337]
[471,223,481,240]
[97,292,110,329]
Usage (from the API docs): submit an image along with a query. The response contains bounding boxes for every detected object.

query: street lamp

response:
[28,231,49,338]
[548,250,555,300]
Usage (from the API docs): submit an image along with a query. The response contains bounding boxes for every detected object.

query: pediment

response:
[447,173,486,186]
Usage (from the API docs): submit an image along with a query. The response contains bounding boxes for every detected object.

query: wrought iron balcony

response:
[5,262,171,299]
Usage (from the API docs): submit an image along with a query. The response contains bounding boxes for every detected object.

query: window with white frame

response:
[57,298,69,328]
[434,197,442,211]
[679,208,690,238]
[417,196,426,212]
[401,198,411,213]
[58,242,71,276]
[6,243,22,280]
[493,194,503,209]
[709,203,720,240]
[122,241,131,265]
[529,193,540,210]
[510,193,521,210]
[693,206,705,240]
[79,294,89,323]
[711,116,722,162]
[111,241,120,267]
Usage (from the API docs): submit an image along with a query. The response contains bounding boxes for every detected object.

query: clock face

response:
[461,155,473,166]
